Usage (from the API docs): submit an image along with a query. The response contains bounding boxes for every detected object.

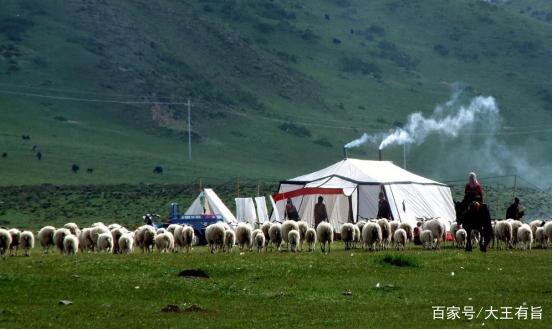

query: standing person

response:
[464,172,484,204]
[505,197,524,220]
[377,192,393,220]
[314,196,328,228]
[284,198,300,221]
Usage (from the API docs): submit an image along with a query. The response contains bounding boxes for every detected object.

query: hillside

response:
[0,0,551,188]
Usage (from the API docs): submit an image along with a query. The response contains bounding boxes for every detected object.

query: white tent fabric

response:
[269,195,281,221]
[235,197,258,225]
[273,158,455,231]
[255,196,270,224]
[185,188,238,225]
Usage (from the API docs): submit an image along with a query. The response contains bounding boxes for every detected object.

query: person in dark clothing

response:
[285,198,300,221]
[505,197,524,220]
[464,172,484,204]
[377,192,393,220]
[314,196,328,228]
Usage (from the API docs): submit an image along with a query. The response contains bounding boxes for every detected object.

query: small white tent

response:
[185,188,238,225]
[272,158,455,230]
[235,197,257,225]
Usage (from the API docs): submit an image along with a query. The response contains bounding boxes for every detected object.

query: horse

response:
[454,199,493,252]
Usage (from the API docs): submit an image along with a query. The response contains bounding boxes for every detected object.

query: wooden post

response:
[237,178,240,197]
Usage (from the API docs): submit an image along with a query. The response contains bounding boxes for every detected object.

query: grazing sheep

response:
[389,220,400,237]
[545,221,552,247]
[316,222,334,254]
[97,233,114,253]
[156,228,166,235]
[356,220,367,244]
[399,223,413,242]
[174,225,185,251]
[268,223,283,251]
[135,225,156,253]
[305,228,317,252]
[235,223,253,251]
[377,219,392,249]
[455,229,467,249]
[450,223,461,247]
[224,229,236,252]
[297,221,308,251]
[38,226,56,254]
[90,225,111,251]
[19,231,34,256]
[494,220,513,250]
[181,226,195,253]
[528,220,543,239]
[288,229,300,253]
[422,219,445,249]
[111,227,127,254]
[470,229,480,247]
[362,222,382,251]
[509,219,523,246]
[420,230,434,250]
[155,232,174,253]
[517,224,533,250]
[118,233,134,254]
[205,223,225,253]
[107,223,122,230]
[166,224,179,236]
[0,229,12,259]
[251,229,263,250]
[281,220,300,250]
[261,222,271,249]
[352,225,361,249]
[254,232,265,252]
[79,227,95,252]
[393,228,407,250]
[535,227,546,249]
[341,223,355,250]
[63,234,79,255]
[8,228,20,256]
[53,228,72,253]
[63,222,81,237]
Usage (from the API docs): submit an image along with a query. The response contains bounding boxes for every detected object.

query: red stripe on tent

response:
[272,187,344,202]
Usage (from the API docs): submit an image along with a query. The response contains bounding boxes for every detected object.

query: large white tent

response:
[272,158,455,230]
[185,188,238,226]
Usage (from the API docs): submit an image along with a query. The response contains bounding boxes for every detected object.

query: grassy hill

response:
[0,0,550,188]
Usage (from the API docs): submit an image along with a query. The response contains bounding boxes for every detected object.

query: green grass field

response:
[0,242,550,328]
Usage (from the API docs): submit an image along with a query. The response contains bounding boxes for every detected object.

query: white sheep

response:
[420,229,434,250]
[63,234,79,255]
[494,220,512,250]
[422,219,445,249]
[545,221,552,248]
[393,228,407,250]
[90,225,111,252]
[297,221,308,251]
[362,221,381,251]
[118,233,134,254]
[356,220,366,242]
[19,231,34,256]
[111,227,128,254]
[251,229,263,250]
[377,219,392,249]
[156,228,166,235]
[155,232,174,253]
[352,225,361,249]
[0,229,12,259]
[268,223,283,251]
[63,222,81,237]
[281,220,300,250]
[8,228,20,256]
[341,223,355,250]
[97,232,114,253]
[316,221,334,254]
[517,224,533,250]
[528,220,543,240]
[535,227,546,249]
[181,226,195,253]
[38,225,56,254]
[92,222,105,227]
[166,224,179,236]
[205,223,225,253]
[79,227,95,252]
[107,223,122,230]
[450,222,461,247]
[235,223,253,251]
[174,225,185,251]
[261,222,272,250]
[288,229,300,253]
[389,220,400,238]
[135,225,156,253]
[399,222,413,242]
[305,228,317,252]
[224,229,236,252]
[53,228,72,254]
[470,229,480,247]
[254,232,265,252]
[455,228,467,249]
[509,219,523,246]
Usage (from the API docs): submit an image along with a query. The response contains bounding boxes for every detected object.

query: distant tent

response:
[254,196,270,224]
[272,158,455,231]
[235,197,257,225]
[185,188,238,225]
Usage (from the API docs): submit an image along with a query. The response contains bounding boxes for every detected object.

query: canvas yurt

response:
[272,158,455,230]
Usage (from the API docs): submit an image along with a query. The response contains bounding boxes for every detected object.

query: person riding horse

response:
[457,172,493,252]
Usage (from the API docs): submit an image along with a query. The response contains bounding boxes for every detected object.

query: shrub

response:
[379,254,418,267]
[278,122,311,138]
[433,44,449,57]
[339,56,382,76]
[313,138,333,148]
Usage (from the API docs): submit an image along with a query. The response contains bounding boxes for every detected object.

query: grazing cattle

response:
[153,166,163,174]
[86,168,94,174]
[1,152,6,158]
[36,151,42,160]
[71,164,80,173]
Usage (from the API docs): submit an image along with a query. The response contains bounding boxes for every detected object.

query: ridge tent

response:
[272,158,455,231]
[235,197,257,225]
[185,188,238,226]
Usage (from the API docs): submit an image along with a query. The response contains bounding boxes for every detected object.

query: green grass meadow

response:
[0,243,550,328]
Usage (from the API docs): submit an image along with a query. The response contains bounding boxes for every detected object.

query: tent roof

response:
[284,158,447,186]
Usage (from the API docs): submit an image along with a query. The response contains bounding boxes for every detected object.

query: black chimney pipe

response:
[378,149,382,161]
[343,147,348,159]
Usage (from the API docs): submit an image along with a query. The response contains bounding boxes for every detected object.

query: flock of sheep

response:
[0,218,551,258]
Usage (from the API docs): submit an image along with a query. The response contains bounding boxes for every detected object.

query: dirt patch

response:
[184,304,207,313]
[178,269,209,278]
[161,304,181,313]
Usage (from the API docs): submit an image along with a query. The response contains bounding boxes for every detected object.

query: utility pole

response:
[513,174,517,199]
[187,99,192,161]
